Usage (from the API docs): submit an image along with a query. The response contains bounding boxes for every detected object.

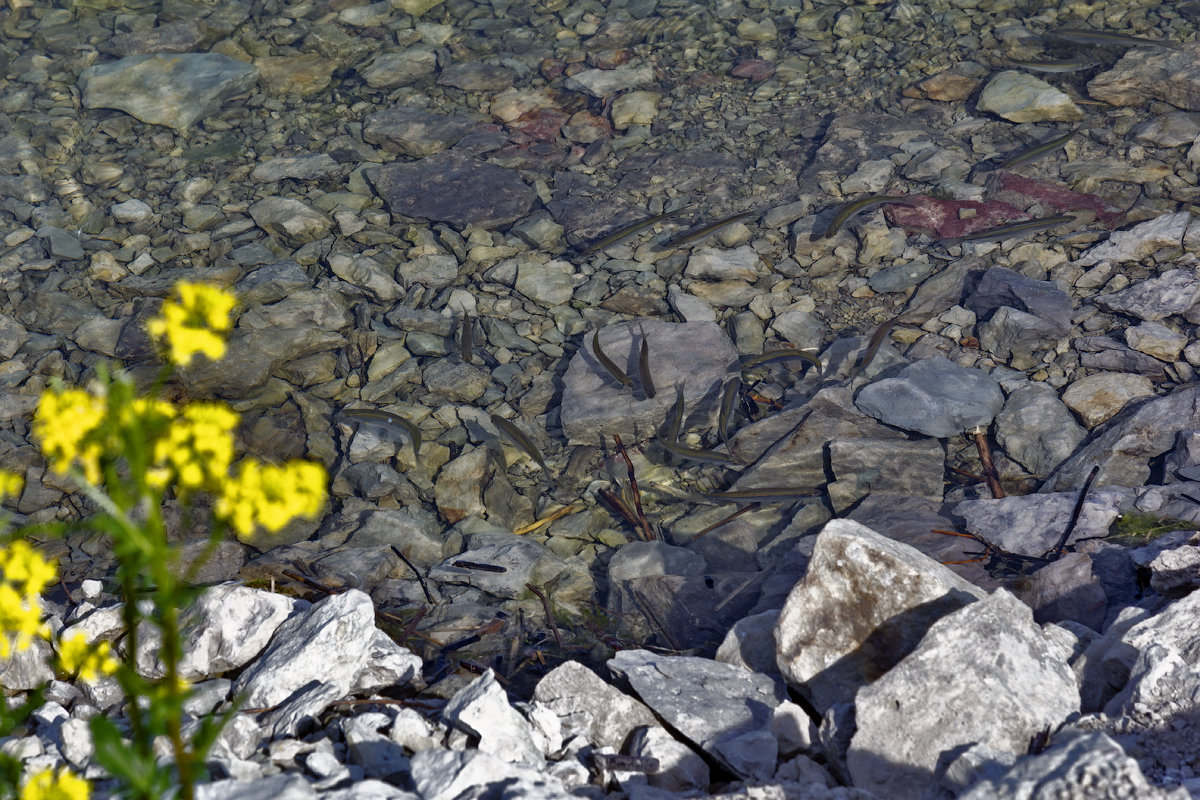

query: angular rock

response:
[955,489,1126,557]
[967,267,1072,335]
[1088,43,1200,110]
[444,669,545,766]
[994,383,1086,477]
[172,585,296,681]
[608,649,786,780]
[559,319,737,445]
[234,589,376,709]
[848,590,1079,800]
[958,731,1186,800]
[775,519,986,713]
[409,748,573,800]
[1062,371,1156,428]
[1092,267,1200,321]
[362,106,480,157]
[80,53,258,131]
[371,151,536,229]
[854,356,1005,438]
[1043,384,1200,491]
[977,70,1082,122]
[1076,211,1191,267]
[979,305,1065,369]
[532,661,659,750]
[735,384,906,488]
[249,197,332,247]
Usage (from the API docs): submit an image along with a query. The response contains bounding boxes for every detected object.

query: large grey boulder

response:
[775,519,986,713]
[848,590,1080,800]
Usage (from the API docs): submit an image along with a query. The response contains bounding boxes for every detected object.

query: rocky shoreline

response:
[5,0,1200,797]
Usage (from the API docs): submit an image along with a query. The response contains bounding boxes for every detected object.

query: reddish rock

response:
[509,108,569,142]
[904,62,987,102]
[588,48,635,69]
[731,59,776,82]
[994,173,1125,228]
[540,58,566,81]
[884,196,1029,240]
[561,110,611,144]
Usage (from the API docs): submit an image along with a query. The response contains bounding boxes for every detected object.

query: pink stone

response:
[731,59,776,82]
[994,173,1125,229]
[884,196,1029,239]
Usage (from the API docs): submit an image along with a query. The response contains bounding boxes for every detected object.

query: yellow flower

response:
[0,542,56,658]
[57,632,118,684]
[216,459,327,538]
[145,282,235,367]
[20,767,90,800]
[0,541,57,598]
[33,388,107,484]
[0,469,23,499]
[148,403,239,492]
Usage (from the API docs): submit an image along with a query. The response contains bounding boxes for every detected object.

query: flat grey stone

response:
[608,649,786,780]
[80,53,259,130]
[362,106,480,157]
[854,356,1005,438]
[559,319,738,446]
[371,151,535,229]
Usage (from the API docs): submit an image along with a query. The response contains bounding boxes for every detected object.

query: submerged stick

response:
[972,427,1005,499]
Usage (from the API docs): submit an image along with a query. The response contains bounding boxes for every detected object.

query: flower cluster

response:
[217,459,327,539]
[0,541,54,659]
[147,403,238,493]
[57,632,118,684]
[144,281,235,367]
[6,281,330,798]
[32,389,107,485]
[20,767,90,800]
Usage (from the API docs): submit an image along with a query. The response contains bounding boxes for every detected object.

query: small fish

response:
[940,213,1075,245]
[637,337,656,399]
[656,435,741,465]
[1049,28,1180,50]
[592,330,633,388]
[662,391,685,441]
[740,348,823,374]
[490,414,548,470]
[571,206,690,259]
[848,319,897,381]
[985,127,1080,172]
[657,209,759,250]
[818,195,919,240]
[717,377,741,449]
[1009,57,1100,73]
[452,560,507,573]
[337,408,421,455]
[459,315,474,364]
[700,486,821,504]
